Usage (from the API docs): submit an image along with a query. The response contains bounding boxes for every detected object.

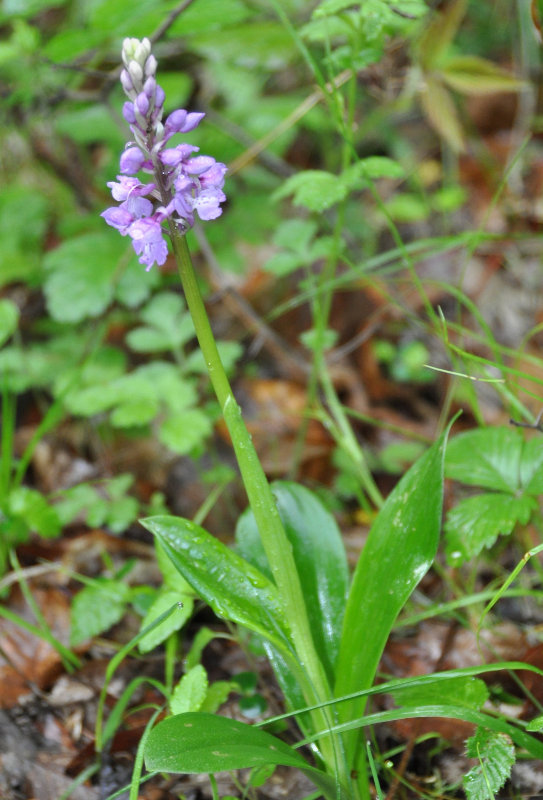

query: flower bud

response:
[135,92,150,116]
[128,61,144,88]
[122,101,137,125]
[120,69,134,96]
[144,54,157,78]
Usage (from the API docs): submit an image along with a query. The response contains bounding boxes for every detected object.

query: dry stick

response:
[227,69,353,176]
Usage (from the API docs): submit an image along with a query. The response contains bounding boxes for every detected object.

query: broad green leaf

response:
[70,578,130,646]
[0,299,19,347]
[463,729,515,800]
[144,712,346,799]
[391,676,488,710]
[42,28,104,61]
[445,492,535,565]
[54,105,123,147]
[445,427,525,492]
[139,516,292,654]
[169,0,251,34]
[334,426,449,765]
[274,170,347,212]
[190,22,296,69]
[170,665,208,714]
[442,56,524,96]
[237,481,349,680]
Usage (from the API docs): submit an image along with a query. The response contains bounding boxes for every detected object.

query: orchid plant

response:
[100,37,543,800]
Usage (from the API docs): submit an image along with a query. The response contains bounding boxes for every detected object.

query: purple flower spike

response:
[102,38,227,269]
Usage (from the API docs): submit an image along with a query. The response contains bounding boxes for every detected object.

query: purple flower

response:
[129,216,169,270]
[102,37,227,269]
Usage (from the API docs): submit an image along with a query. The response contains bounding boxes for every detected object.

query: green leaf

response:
[138,589,194,653]
[274,170,347,212]
[170,665,208,714]
[139,516,292,655]
[445,492,535,565]
[200,680,235,713]
[392,676,489,710]
[158,409,212,454]
[463,728,515,800]
[236,481,349,680]
[334,426,449,764]
[442,56,525,96]
[0,185,49,286]
[70,578,131,646]
[0,299,19,347]
[43,233,123,322]
[144,712,345,799]
[9,487,61,538]
[126,292,195,353]
[445,427,527,492]
[347,156,405,183]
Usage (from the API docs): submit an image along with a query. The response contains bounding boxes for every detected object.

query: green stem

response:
[169,229,347,786]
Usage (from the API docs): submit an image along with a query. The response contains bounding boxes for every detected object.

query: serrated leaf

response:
[445,427,525,492]
[158,409,212,454]
[110,397,159,427]
[170,665,208,714]
[43,233,127,322]
[463,729,515,800]
[9,487,61,538]
[139,516,292,655]
[70,578,130,646]
[442,56,525,96]
[138,589,194,653]
[445,492,535,565]
[274,170,347,212]
[126,292,195,352]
